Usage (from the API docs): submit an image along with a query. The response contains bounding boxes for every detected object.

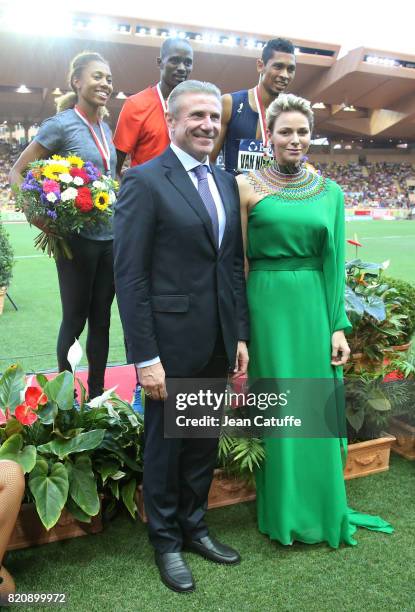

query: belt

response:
[249,256,322,271]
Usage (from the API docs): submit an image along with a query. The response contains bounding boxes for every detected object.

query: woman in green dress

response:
[237,94,392,547]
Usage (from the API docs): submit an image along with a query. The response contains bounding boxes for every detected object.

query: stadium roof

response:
[1,11,414,142]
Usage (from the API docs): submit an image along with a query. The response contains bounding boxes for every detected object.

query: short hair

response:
[160,37,193,60]
[262,38,295,64]
[167,80,221,117]
[266,93,314,133]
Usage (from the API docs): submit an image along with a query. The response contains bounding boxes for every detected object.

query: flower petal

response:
[67,338,83,372]
[15,404,38,426]
[25,386,44,408]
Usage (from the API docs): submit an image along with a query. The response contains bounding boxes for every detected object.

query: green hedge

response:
[0,219,14,287]
[382,275,415,341]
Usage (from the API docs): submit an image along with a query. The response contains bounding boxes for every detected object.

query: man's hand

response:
[137,362,167,401]
[232,341,249,379]
[331,331,350,366]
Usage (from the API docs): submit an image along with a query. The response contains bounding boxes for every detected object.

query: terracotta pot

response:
[135,469,256,523]
[344,435,396,480]
[388,416,415,460]
[7,503,103,551]
[387,341,412,353]
[0,287,6,316]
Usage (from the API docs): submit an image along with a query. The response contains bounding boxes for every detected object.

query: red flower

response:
[75,187,94,212]
[25,386,48,408]
[15,404,38,426]
[384,370,405,382]
[70,167,90,184]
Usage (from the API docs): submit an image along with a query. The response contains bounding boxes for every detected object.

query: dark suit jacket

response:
[113,146,249,377]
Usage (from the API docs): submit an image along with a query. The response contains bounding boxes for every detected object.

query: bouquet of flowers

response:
[14,154,118,259]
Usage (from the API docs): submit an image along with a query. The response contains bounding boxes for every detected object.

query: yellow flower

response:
[94,191,110,210]
[51,154,65,161]
[67,155,84,168]
[42,163,69,180]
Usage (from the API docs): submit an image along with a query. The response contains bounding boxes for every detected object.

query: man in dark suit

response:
[113,80,249,593]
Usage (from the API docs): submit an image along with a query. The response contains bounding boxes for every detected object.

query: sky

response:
[2,0,415,57]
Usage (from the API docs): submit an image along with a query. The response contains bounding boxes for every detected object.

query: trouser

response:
[55,235,115,399]
[143,332,229,553]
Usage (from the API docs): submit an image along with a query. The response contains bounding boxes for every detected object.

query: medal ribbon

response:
[156,83,168,114]
[74,105,111,172]
[254,85,269,151]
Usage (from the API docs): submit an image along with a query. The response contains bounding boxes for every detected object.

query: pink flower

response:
[0,407,11,425]
[43,179,60,194]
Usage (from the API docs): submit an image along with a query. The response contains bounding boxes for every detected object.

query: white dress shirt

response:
[137,144,227,369]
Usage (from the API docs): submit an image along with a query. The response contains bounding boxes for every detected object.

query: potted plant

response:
[343,368,396,479]
[384,352,415,460]
[0,361,143,550]
[381,275,415,351]
[0,218,14,315]
[345,259,408,372]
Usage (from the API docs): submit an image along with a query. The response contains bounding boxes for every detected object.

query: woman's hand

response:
[331,330,350,366]
[28,215,51,233]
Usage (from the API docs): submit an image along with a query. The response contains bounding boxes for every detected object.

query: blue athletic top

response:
[223,90,258,175]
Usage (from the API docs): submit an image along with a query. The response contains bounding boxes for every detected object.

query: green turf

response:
[1,220,414,372]
[5,455,414,612]
[345,220,415,283]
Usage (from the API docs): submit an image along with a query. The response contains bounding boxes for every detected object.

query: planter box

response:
[136,439,396,523]
[7,503,103,551]
[136,470,256,523]
[344,435,396,480]
[388,417,415,460]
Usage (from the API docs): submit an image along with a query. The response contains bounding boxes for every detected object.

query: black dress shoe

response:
[184,535,241,565]
[155,552,195,593]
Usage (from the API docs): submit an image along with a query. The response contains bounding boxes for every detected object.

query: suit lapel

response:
[162,149,217,251]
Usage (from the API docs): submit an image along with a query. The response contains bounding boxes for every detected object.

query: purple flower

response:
[84,161,101,181]
[46,210,57,220]
[22,177,42,193]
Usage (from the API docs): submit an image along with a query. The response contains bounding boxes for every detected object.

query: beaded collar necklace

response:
[247,164,326,201]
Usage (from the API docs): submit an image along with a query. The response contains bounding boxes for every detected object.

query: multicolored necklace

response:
[247,164,327,201]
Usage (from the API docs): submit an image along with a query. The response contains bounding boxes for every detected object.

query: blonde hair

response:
[266,93,314,133]
[55,51,110,118]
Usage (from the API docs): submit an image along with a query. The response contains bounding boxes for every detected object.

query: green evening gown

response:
[246,168,393,547]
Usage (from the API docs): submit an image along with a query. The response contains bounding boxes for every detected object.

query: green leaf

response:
[37,429,106,460]
[5,418,23,438]
[111,470,126,480]
[67,455,100,516]
[65,496,92,523]
[28,459,69,529]
[99,436,142,472]
[346,405,365,432]
[121,479,137,518]
[43,371,74,411]
[97,460,121,483]
[36,402,58,425]
[367,398,391,412]
[36,374,49,388]
[0,364,25,410]
[107,478,119,500]
[0,433,37,473]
